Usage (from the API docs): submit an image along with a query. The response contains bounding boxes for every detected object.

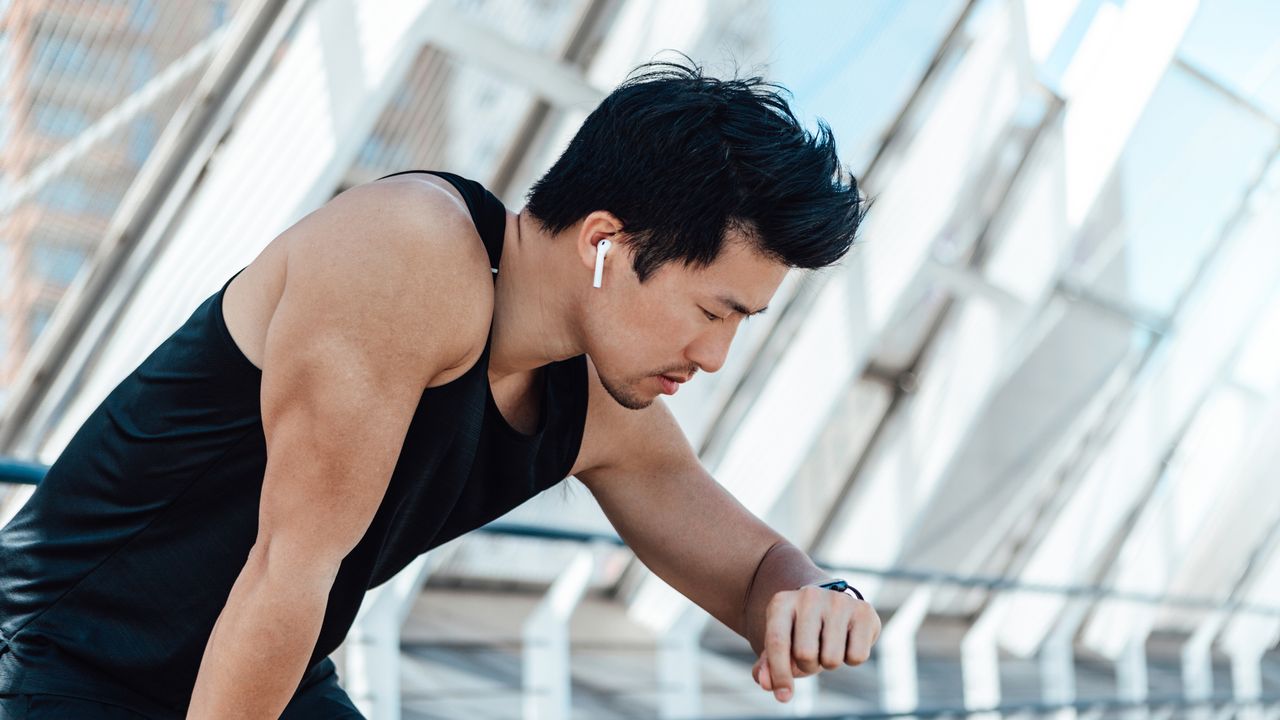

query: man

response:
[0,59,878,718]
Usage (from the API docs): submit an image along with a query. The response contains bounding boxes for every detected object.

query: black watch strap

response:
[817,578,864,600]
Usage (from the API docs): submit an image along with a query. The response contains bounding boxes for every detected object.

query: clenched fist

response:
[751,584,881,702]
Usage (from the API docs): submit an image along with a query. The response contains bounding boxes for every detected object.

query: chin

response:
[599,373,655,411]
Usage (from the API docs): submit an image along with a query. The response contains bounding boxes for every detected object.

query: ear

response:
[575,210,625,275]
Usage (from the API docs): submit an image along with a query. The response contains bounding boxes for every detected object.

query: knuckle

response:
[847,647,871,665]
[855,601,882,626]
[866,609,883,638]
[820,655,842,671]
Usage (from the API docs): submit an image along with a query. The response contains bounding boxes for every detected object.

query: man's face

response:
[583,232,789,410]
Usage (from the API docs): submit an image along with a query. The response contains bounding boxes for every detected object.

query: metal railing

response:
[0,457,48,486]
[719,695,1280,720]
[820,563,1280,620]
[5,456,1279,720]
[8,456,1280,618]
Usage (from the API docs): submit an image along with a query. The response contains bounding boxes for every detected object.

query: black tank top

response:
[0,170,588,717]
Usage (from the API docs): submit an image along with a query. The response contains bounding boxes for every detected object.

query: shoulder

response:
[571,355,699,482]
[277,175,496,385]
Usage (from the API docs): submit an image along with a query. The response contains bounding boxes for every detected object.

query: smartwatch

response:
[816,578,864,601]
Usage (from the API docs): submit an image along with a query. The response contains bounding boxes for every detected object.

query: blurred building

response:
[0,0,239,400]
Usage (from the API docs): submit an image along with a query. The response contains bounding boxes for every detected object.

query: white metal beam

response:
[995,155,1280,658]
[882,0,1199,618]
[415,3,606,112]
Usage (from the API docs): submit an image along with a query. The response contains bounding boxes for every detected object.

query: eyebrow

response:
[717,294,769,317]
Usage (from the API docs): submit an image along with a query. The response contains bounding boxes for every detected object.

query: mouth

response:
[656,373,691,396]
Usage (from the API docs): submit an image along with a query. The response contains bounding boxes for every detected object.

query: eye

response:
[700,308,722,322]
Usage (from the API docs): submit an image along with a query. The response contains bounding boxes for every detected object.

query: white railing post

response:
[1041,598,1092,720]
[1116,637,1149,720]
[1229,644,1265,720]
[346,553,436,720]
[962,604,1004,720]
[656,607,709,719]
[1182,611,1225,720]
[522,548,596,720]
[879,585,935,714]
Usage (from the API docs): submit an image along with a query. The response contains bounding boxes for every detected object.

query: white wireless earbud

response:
[592,238,612,289]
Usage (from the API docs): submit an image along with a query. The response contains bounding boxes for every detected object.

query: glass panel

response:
[1073,61,1278,317]
[1180,0,1280,119]
[769,0,968,172]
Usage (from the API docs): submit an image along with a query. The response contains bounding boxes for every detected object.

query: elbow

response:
[246,532,347,593]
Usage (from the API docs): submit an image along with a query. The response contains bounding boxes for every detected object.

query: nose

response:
[686,323,737,375]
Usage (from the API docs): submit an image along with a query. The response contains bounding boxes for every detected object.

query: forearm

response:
[187,545,335,719]
[741,539,830,655]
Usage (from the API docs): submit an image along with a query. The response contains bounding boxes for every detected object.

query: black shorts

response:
[0,657,364,719]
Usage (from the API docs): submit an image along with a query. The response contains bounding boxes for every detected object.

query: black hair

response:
[525,53,868,282]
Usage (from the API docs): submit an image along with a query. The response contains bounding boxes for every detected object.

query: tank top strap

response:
[374,170,506,273]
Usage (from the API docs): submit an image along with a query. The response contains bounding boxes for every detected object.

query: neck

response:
[487,208,585,382]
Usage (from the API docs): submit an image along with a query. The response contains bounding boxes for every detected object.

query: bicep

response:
[576,367,781,632]
[257,330,419,567]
